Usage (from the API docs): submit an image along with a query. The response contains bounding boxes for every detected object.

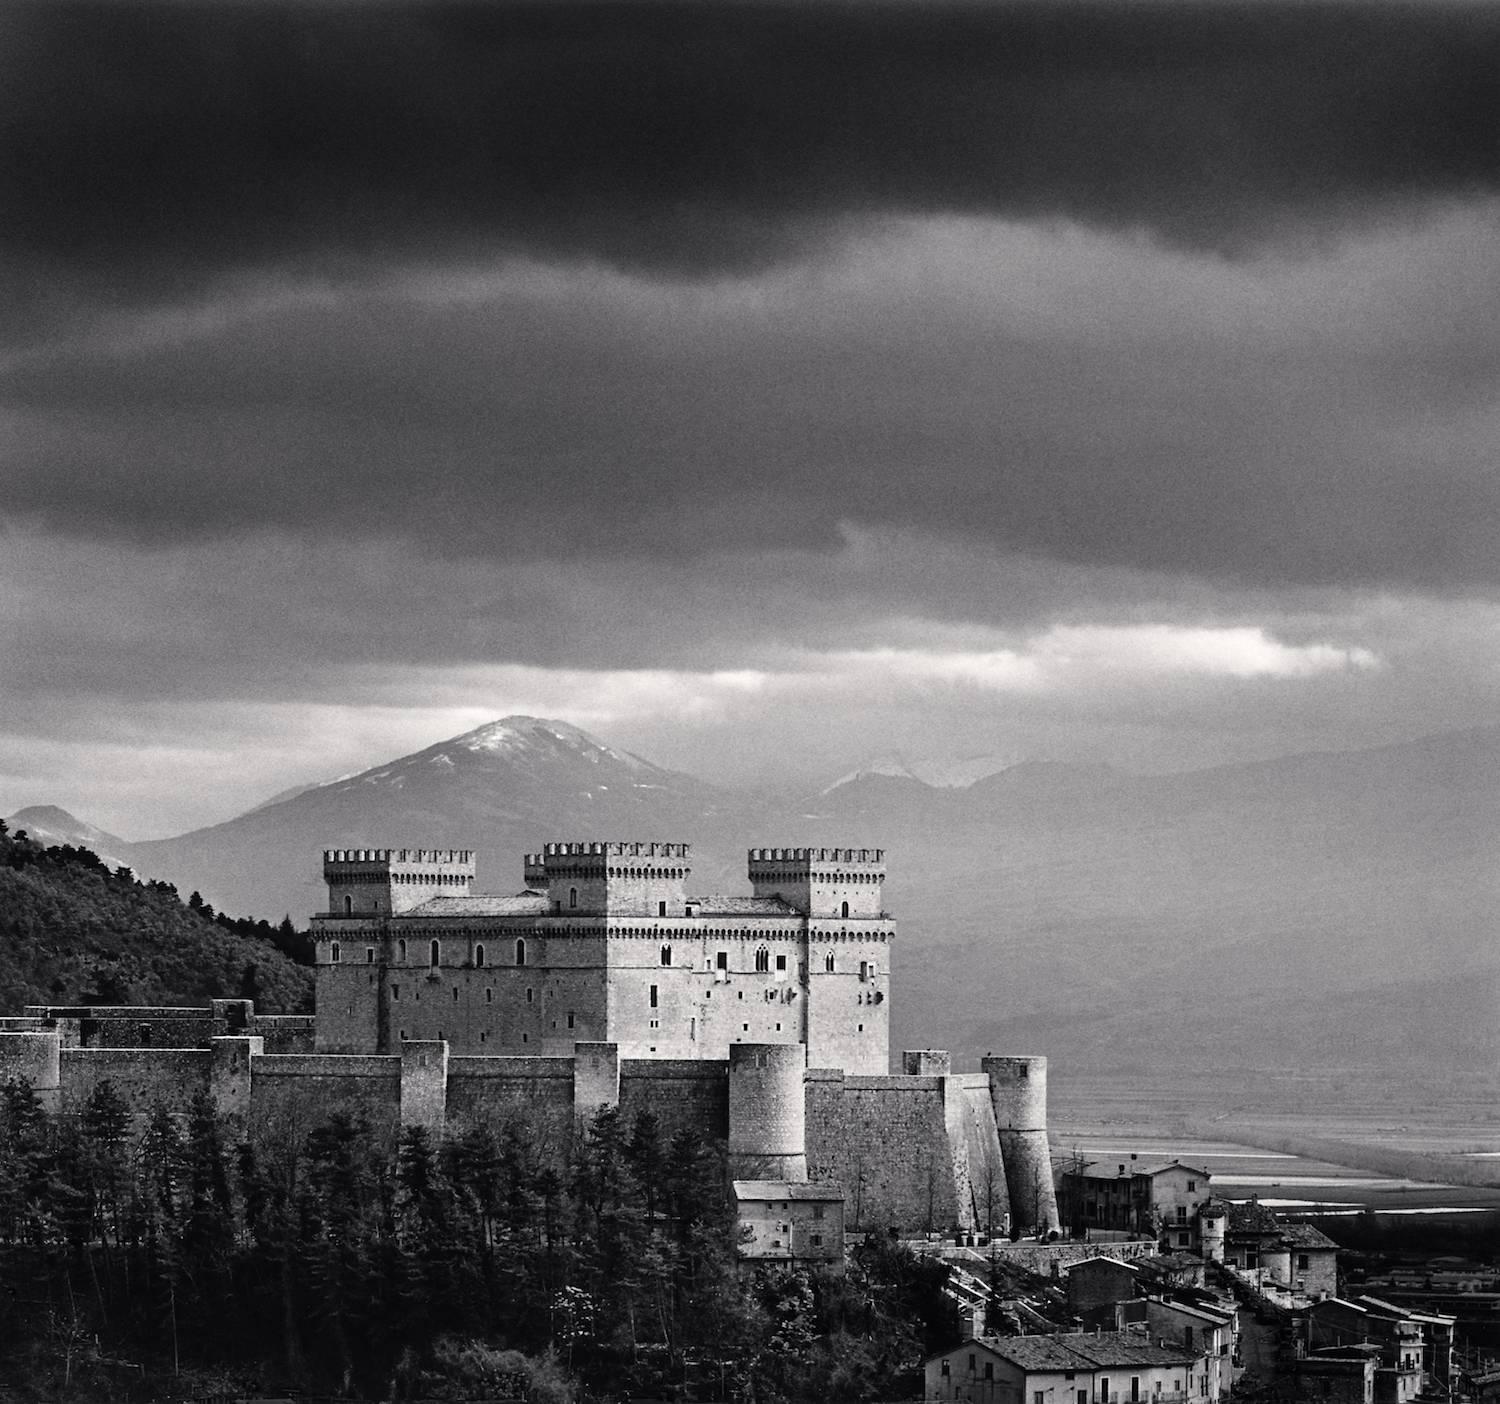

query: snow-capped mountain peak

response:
[450,716,651,771]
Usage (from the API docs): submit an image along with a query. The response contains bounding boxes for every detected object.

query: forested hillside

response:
[0,821,312,1013]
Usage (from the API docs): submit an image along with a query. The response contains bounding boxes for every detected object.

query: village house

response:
[1302,1295,1455,1403]
[925,1330,1217,1404]
[1224,1201,1339,1298]
[732,1180,844,1270]
[1293,1347,1378,1404]
[1058,1161,1213,1251]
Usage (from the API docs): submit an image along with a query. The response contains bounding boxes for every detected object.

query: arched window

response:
[515,937,527,967]
[331,941,341,963]
[841,900,849,919]
[660,944,672,966]
[475,943,486,968]
[398,938,407,962]
[755,947,770,973]
[569,886,578,909]
[429,939,441,967]
[824,952,835,973]
[343,895,352,915]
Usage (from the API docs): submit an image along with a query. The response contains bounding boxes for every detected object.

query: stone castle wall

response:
[0,1021,1056,1235]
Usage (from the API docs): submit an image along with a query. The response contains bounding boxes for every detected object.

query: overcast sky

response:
[4,0,1500,837]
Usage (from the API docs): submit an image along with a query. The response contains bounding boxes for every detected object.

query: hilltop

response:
[0,819,312,1012]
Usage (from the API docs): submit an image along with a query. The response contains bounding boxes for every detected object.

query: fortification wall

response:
[0,1031,61,1107]
[957,1076,1011,1233]
[806,1069,970,1231]
[249,1015,316,1054]
[445,1055,575,1148]
[251,1054,401,1138]
[620,1058,729,1142]
[60,1047,211,1114]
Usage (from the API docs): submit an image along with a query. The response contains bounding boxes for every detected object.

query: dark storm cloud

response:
[4,0,1500,320]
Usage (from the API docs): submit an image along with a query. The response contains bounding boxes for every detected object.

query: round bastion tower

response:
[983,1054,1059,1234]
[728,1042,808,1182]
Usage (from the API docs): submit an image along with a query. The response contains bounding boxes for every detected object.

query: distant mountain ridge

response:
[11,719,1500,1091]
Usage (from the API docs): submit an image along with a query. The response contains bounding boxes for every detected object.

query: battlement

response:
[747,845,885,918]
[324,848,475,865]
[524,841,692,864]
[748,847,883,865]
[320,846,475,917]
[520,840,693,916]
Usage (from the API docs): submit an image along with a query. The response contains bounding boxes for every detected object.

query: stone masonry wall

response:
[445,1055,576,1151]
[251,1054,402,1140]
[619,1059,730,1143]
[59,1048,211,1115]
[806,1070,969,1232]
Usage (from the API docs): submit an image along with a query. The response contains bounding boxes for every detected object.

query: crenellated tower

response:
[524,841,691,916]
[748,846,885,919]
[322,847,475,918]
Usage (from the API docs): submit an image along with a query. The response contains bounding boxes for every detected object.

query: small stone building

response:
[733,1180,844,1269]
[925,1330,1215,1404]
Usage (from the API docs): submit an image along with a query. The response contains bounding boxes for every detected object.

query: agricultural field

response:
[1052,1075,1500,1214]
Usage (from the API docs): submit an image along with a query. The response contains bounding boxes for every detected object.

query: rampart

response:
[0,1011,1056,1235]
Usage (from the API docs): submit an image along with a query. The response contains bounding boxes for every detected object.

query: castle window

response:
[659,900,667,917]
[366,947,375,963]
[475,943,485,968]
[660,944,671,966]
[331,942,341,963]
[841,900,849,919]
[398,938,407,962]
[516,938,527,966]
[429,940,440,967]
[824,952,835,972]
[858,1023,864,1032]
[755,947,770,973]
[526,986,534,1003]
[479,1031,486,1044]
[650,984,658,1009]
[344,895,353,915]
[392,984,400,1000]
[859,960,868,982]
[567,1011,575,1029]
[716,951,728,970]
[775,954,787,972]
[399,1029,406,1040]
[486,987,493,1004]
[569,886,578,909]
[453,987,459,1002]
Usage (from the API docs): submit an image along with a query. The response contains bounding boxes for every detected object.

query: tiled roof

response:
[691,895,801,916]
[1228,1200,1283,1234]
[971,1331,1199,1372]
[1280,1222,1339,1250]
[1135,1161,1211,1179]
[405,893,551,917]
[1137,1253,1204,1273]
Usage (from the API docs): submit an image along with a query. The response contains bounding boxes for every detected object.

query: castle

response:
[0,839,1060,1238]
